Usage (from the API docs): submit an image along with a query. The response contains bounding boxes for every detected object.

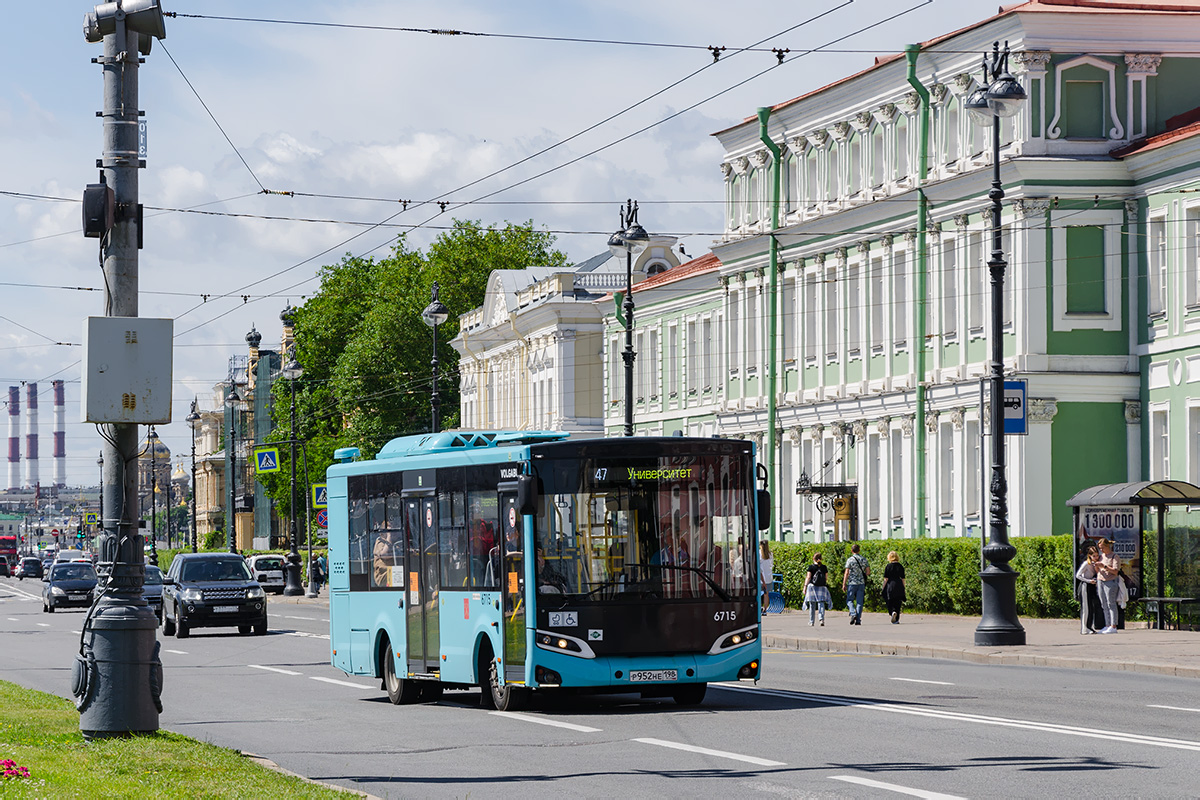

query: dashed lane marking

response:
[249,664,302,676]
[490,711,602,733]
[890,677,955,686]
[634,737,786,767]
[309,675,375,690]
[829,775,965,799]
[164,649,188,655]
[1149,704,1200,713]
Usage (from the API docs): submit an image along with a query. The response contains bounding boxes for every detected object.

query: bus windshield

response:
[532,452,755,603]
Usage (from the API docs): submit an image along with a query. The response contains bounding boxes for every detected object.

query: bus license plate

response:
[213,605,239,613]
[628,669,677,683]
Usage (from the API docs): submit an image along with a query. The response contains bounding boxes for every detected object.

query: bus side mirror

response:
[517,475,538,516]
[756,489,772,530]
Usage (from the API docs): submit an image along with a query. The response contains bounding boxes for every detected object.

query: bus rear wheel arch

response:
[381,636,421,705]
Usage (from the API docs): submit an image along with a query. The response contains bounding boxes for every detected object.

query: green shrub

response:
[770,534,1077,617]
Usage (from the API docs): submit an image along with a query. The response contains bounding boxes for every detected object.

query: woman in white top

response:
[759,540,774,608]
[1095,538,1121,634]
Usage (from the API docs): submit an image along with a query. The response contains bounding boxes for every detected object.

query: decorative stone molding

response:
[810,422,825,439]
[835,247,848,267]
[857,240,872,257]
[1125,53,1162,76]
[928,220,942,241]
[805,129,830,149]
[1124,198,1139,221]
[787,136,808,154]
[1014,197,1052,218]
[787,426,804,443]
[749,148,772,169]
[774,430,784,448]
[930,83,949,106]
[925,412,939,433]
[830,421,846,440]
[815,252,827,268]
[951,73,976,96]
[851,420,867,440]
[872,103,898,126]
[852,111,874,132]
[949,407,965,430]
[830,121,852,142]
[897,91,921,115]
[881,234,894,256]
[876,416,891,435]
[753,267,765,280]
[1012,50,1051,75]
[732,156,750,175]
[903,230,918,246]
[1124,400,1142,425]
[1028,398,1059,423]
[900,415,915,437]
[954,214,971,231]
[720,162,734,179]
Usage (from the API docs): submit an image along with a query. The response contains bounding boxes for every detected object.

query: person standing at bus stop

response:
[842,543,870,625]
[1095,538,1121,634]
[801,553,831,627]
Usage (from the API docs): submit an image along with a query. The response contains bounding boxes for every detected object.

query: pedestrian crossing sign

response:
[85,512,98,525]
[312,483,328,509]
[254,446,281,473]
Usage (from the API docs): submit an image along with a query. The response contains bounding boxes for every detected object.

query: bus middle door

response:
[499,491,526,683]
[404,495,440,676]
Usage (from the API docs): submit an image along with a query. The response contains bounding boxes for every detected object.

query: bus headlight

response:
[709,626,758,654]
[534,630,596,659]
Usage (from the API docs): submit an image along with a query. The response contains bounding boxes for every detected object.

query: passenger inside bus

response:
[535,547,569,594]
[372,527,400,587]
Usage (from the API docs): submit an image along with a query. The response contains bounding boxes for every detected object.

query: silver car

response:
[246,554,286,594]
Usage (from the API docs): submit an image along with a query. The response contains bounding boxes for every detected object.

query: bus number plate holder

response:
[629,669,677,683]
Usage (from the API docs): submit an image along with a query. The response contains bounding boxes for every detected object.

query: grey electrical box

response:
[81,316,173,424]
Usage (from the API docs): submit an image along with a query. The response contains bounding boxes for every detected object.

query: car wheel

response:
[382,638,420,704]
[253,620,267,636]
[238,625,251,635]
[176,618,189,639]
[46,600,55,614]
[162,610,176,636]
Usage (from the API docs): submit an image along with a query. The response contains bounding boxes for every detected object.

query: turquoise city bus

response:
[326,431,770,710]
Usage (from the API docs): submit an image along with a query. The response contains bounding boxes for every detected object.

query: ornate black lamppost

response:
[965,41,1028,647]
[281,353,305,596]
[186,400,200,552]
[225,382,241,554]
[607,200,650,437]
[421,283,450,433]
[147,428,158,566]
[97,451,104,542]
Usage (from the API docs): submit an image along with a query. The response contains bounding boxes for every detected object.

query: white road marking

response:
[5,586,42,601]
[490,711,602,733]
[36,623,50,627]
[1149,704,1200,713]
[71,630,82,635]
[249,664,302,676]
[715,684,1200,753]
[309,675,374,690]
[7,618,18,621]
[164,649,188,655]
[280,615,321,621]
[830,775,965,799]
[285,630,331,640]
[890,677,955,686]
[634,737,786,767]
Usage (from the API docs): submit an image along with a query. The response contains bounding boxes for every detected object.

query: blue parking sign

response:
[254,447,281,473]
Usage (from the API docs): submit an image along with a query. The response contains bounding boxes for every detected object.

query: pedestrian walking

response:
[883,550,906,624]
[1095,538,1121,634]
[759,540,774,608]
[801,552,831,627]
[842,543,870,625]
[1075,543,1103,634]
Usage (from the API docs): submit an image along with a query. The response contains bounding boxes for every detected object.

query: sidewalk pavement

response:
[272,594,1200,679]
[762,609,1200,678]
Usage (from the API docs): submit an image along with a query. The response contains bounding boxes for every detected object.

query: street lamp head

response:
[421,282,450,328]
[985,71,1027,118]
[964,85,994,126]
[186,398,200,425]
[225,384,241,408]
[281,357,304,382]
[97,451,104,467]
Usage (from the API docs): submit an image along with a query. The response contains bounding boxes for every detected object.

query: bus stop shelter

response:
[1066,480,1200,630]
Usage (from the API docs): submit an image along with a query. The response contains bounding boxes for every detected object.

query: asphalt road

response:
[3,575,1199,798]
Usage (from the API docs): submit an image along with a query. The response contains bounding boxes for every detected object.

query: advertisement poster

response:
[1076,504,1142,596]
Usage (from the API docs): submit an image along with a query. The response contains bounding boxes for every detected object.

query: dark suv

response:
[162,553,268,638]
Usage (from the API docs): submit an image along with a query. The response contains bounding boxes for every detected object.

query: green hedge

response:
[770,534,1077,618]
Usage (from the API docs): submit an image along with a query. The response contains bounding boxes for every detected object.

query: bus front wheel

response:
[382,639,420,705]
[488,658,527,712]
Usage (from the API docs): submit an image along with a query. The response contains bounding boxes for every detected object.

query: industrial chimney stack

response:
[24,383,38,489]
[53,380,66,487]
[6,387,18,491]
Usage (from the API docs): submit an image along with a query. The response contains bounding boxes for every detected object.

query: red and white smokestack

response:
[24,383,38,489]
[53,380,65,488]
[6,387,18,491]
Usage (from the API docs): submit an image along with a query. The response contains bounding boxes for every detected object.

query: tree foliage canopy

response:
[257,219,570,518]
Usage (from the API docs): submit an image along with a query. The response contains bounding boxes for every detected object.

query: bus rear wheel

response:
[382,639,420,705]
[672,682,707,706]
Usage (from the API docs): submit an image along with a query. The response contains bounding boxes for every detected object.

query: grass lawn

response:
[0,680,357,798]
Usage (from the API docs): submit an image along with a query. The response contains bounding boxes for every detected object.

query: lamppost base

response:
[974,566,1026,647]
[283,554,305,596]
[76,595,162,739]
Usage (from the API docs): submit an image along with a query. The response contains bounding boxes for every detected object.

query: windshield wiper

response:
[652,564,732,602]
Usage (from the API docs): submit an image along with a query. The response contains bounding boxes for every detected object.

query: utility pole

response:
[77,0,168,740]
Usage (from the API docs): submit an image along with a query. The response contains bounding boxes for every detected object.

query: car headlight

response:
[181,588,203,602]
[51,586,66,596]
[246,586,265,599]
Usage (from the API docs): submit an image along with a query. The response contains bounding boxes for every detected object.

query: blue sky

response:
[1,0,1012,485]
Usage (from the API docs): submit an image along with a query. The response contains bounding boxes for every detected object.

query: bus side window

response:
[468,489,498,589]
[347,480,369,592]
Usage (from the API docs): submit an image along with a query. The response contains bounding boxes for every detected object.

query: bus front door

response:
[499,491,526,683]
[405,496,440,675]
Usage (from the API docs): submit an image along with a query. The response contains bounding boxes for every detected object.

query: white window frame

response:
[1051,209,1122,331]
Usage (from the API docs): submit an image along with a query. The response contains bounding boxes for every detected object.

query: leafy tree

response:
[257,220,570,518]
